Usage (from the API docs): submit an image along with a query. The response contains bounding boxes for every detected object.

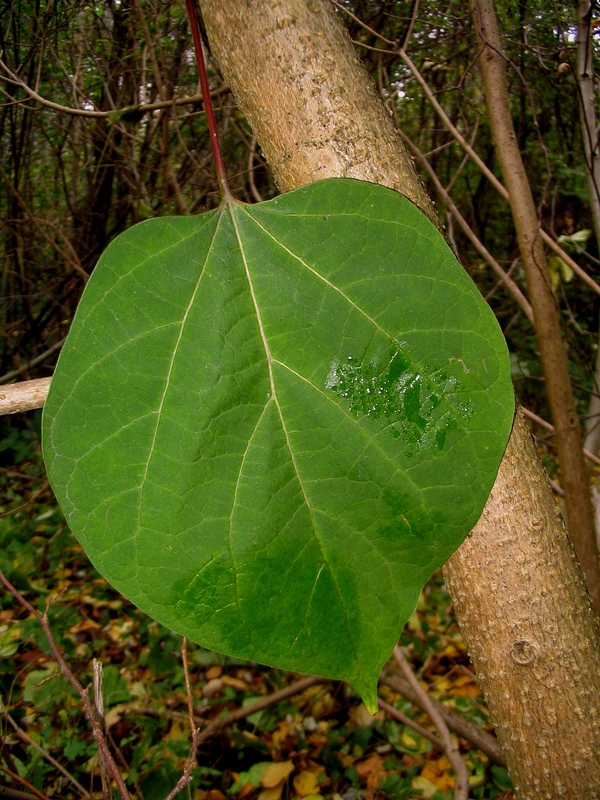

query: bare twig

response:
[0,339,65,384]
[0,163,88,282]
[397,48,600,299]
[0,785,50,800]
[521,406,600,467]
[393,646,470,800]
[0,766,51,800]
[5,714,91,799]
[398,129,534,323]
[380,674,505,765]
[248,136,265,203]
[330,1,397,46]
[162,639,200,800]
[93,660,112,800]
[377,698,445,749]
[194,674,325,744]
[0,572,132,800]
[0,56,228,119]
[0,378,51,415]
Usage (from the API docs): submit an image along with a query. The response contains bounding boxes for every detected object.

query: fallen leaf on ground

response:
[355,752,387,790]
[412,775,439,798]
[222,674,249,691]
[261,761,294,788]
[257,786,284,800]
[294,770,320,796]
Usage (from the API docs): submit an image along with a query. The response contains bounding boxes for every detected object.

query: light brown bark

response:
[445,411,600,797]
[471,0,600,613]
[0,377,52,415]
[198,0,600,795]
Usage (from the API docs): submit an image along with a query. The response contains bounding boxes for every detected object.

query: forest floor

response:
[0,415,514,800]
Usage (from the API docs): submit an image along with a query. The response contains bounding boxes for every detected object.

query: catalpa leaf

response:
[42,178,513,710]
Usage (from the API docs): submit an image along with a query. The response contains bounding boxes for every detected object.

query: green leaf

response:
[548,255,574,292]
[42,178,513,711]
[556,228,591,250]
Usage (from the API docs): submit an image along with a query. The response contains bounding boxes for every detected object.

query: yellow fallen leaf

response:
[261,761,294,788]
[442,642,462,657]
[453,682,481,698]
[293,770,320,796]
[435,755,452,771]
[418,759,455,790]
[272,720,297,748]
[420,763,441,782]
[257,785,284,800]
[166,718,190,741]
[221,675,249,691]
[401,730,418,748]
[197,791,227,800]
[412,776,438,798]
[433,677,452,693]
[435,774,455,791]
[205,665,223,680]
[453,674,474,688]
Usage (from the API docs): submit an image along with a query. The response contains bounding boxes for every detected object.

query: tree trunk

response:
[470,0,600,612]
[198,0,600,795]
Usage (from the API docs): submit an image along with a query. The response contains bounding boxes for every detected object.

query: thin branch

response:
[0,56,228,119]
[393,646,470,800]
[377,698,445,749]
[380,674,505,765]
[399,129,534,322]
[521,406,600,467]
[248,136,265,203]
[162,639,200,800]
[0,378,52,415]
[397,48,600,298]
[330,1,397,46]
[0,339,65,384]
[0,572,132,800]
[401,0,421,51]
[5,714,91,799]
[0,767,51,800]
[194,675,326,745]
[0,786,49,800]
[93,660,112,800]
[0,163,88,282]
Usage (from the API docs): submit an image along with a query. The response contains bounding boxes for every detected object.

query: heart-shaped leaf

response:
[42,178,513,710]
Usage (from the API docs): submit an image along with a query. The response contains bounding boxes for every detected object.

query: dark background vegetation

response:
[1,0,598,797]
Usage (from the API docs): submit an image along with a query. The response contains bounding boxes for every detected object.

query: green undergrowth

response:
[0,416,513,799]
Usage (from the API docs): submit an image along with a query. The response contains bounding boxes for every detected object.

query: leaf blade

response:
[43,179,513,709]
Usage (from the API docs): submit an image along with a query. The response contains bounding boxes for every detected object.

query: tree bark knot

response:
[510,638,538,666]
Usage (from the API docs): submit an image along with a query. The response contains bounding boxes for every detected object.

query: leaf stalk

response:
[185,0,232,201]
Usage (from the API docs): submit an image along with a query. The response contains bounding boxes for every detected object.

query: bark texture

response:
[198,0,436,223]
[199,0,600,795]
[444,412,600,797]
[0,377,52,415]
[471,0,600,612]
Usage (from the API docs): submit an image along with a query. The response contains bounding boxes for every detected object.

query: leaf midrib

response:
[229,204,362,672]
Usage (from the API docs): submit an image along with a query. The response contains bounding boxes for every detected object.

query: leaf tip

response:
[353,678,379,715]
